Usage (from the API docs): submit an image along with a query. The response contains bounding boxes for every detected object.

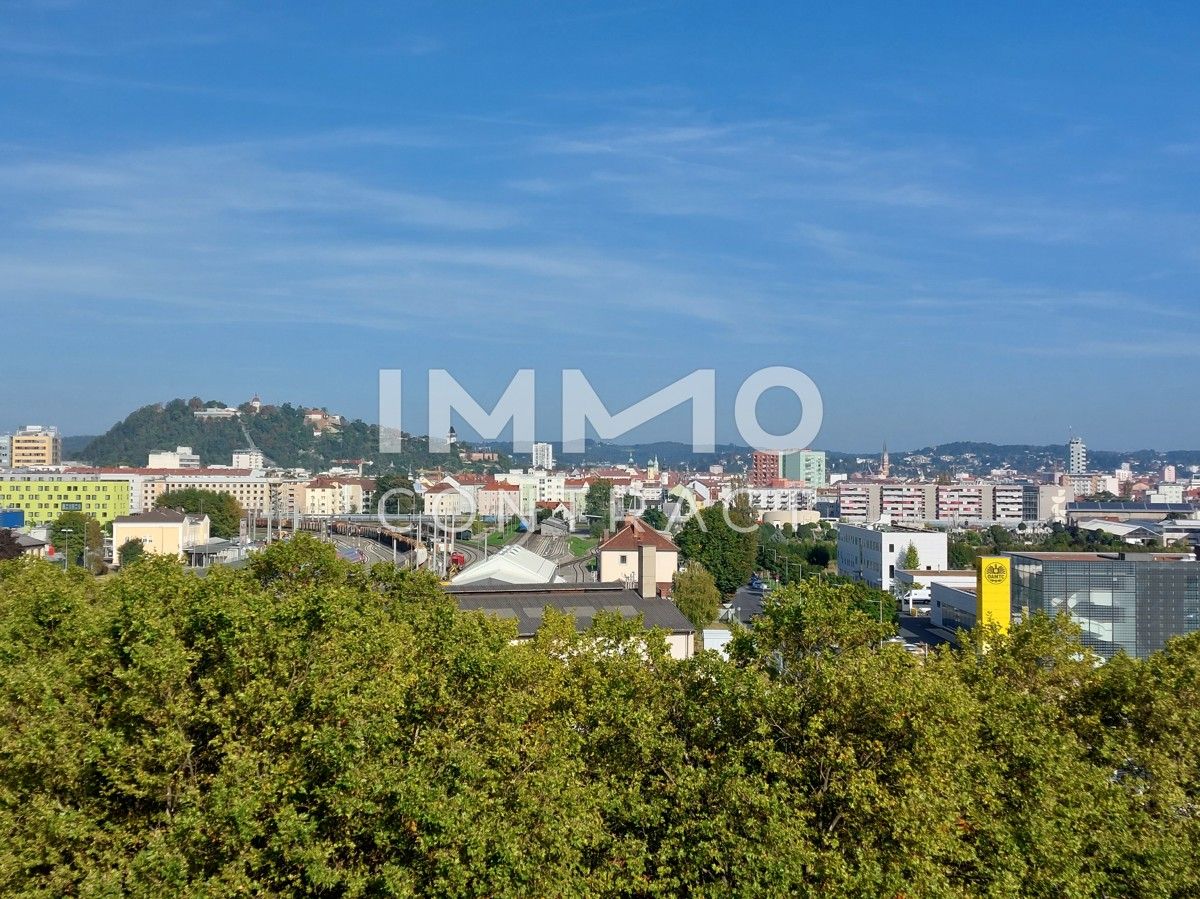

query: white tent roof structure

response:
[450,544,563,586]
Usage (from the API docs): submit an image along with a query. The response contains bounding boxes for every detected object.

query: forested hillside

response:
[78,398,491,472]
[1,539,1197,895]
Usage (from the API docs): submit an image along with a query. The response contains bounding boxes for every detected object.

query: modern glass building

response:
[1009,551,1200,660]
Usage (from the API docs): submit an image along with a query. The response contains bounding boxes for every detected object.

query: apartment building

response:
[532,442,555,470]
[839,481,1070,525]
[749,449,826,487]
[597,517,680,596]
[291,478,365,516]
[142,472,274,515]
[232,449,265,469]
[745,485,815,514]
[9,425,61,467]
[0,474,131,526]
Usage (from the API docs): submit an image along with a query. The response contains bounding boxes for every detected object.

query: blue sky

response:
[3,2,1199,451]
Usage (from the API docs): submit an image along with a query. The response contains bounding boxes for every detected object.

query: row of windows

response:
[2,501,114,510]
[0,484,119,492]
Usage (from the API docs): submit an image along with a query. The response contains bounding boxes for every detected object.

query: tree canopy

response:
[117,538,146,567]
[672,562,721,635]
[585,478,613,537]
[0,529,21,561]
[48,511,103,566]
[0,538,1197,895]
[154,488,242,539]
[640,507,668,530]
[675,498,758,594]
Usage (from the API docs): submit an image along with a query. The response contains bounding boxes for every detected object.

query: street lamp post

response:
[61,527,74,569]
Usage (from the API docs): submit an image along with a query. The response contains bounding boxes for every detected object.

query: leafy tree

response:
[805,542,832,568]
[154,488,242,539]
[948,537,978,569]
[2,536,1199,895]
[118,538,146,566]
[372,472,417,514]
[781,521,795,539]
[585,478,613,537]
[672,562,721,637]
[0,529,21,561]
[677,497,758,595]
[48,511,101,565]
[901,541,920,570]
[640,507,668,530]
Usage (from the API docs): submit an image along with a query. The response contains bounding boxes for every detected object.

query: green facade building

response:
[0,476,131,527]
[781,449,826,486]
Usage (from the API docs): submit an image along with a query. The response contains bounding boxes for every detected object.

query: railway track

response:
[556,553,596,584]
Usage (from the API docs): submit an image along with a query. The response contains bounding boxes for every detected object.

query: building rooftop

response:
[598,517,679,554]
[1068,501,1196,512]
[450,544,560,586]
[113,509,207,525]
[1008,551,1194,563]
[445,582,693,637]
[898,569,975,577]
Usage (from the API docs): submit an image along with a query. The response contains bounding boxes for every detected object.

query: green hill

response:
[79,398,496,473]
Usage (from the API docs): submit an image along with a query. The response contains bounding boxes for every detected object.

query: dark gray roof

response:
[186,539,233,556]
[114,508,194,524]
[727,585,765,626]
[447,582,694,637]
[1068,501,1196,512]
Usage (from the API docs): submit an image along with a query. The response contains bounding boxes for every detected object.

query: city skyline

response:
[4,4,1200,446]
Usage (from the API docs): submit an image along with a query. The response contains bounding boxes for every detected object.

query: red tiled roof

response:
[67,467,256,476]
[598,517,678,553]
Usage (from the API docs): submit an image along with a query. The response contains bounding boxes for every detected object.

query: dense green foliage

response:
[671,562,721,634]
[675,498,759,595]
[48,511,103,567]
[372,473,419,515]
[585,478,613,537]
[0,529,21,561]
[1,539,1198,896]
[758,522,836,584]
[640,507,668,530]
[154,488,242,540]
[80,398,498,472]
[117,538,146,566]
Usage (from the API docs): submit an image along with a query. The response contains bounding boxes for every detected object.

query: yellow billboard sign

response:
[976,556,1011,634]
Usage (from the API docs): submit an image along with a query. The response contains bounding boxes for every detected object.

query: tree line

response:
[1,536,1196,895]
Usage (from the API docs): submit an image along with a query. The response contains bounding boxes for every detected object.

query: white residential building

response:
[232,449,265,470]
[532,442,555,470]
[745,485,815,515]
[836,523,949,592]
[147,446,201,469]
[1069,436,1088,475]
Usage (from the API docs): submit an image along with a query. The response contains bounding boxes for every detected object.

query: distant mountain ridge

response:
[70,401,1200,476]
